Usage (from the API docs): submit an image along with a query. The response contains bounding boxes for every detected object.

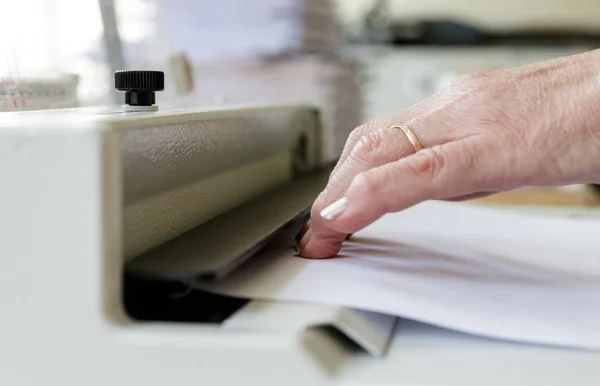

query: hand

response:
[298,49,600,258]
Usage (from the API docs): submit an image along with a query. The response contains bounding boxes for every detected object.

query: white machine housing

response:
[1,104,600,386]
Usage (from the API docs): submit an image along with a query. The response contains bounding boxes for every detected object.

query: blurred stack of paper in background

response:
[0,74,79,112]
[162,0,344,61]
[160,0,365,162]
[171,56,364,162]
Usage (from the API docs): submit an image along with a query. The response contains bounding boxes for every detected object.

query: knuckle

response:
[348,126,367,144]
[350,170,393,213]
[359,131,383,152]
[407,147,447,179]
[350,131,384,164]
[454,71,491,94]
[350,171,381,197]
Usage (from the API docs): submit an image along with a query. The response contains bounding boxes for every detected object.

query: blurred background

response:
[2,0,600,202]
[4,0,600,113]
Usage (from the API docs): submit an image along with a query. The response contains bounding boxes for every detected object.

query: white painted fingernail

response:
[320,197,348,220]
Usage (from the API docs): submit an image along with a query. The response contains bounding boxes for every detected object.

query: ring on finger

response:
[389,122,423,153]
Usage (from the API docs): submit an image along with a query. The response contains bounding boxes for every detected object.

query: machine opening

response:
[123,274,248,323]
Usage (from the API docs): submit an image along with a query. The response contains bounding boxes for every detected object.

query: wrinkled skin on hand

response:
[298,49,600,259]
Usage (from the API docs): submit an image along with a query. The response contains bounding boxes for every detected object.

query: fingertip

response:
[299,232,344,259]
[300,242,341,259]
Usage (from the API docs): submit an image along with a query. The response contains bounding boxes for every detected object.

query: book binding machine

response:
[0,71,399,386]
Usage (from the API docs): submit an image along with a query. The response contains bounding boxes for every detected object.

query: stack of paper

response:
[159,0,363,162]
[0,74,79,112]
[197,201,600,350]
[176,55,364,163]
[163,0,343,61]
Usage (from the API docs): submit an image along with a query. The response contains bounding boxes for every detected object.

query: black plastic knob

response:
[115,70,164,106]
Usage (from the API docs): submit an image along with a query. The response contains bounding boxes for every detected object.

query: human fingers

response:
[328,96,451,180]
[299,119,463,258]
[298,71,501,258]
[306,137,493,241]
[296,126,418,257]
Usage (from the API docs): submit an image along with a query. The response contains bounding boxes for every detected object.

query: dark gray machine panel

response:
[127,169,330,282]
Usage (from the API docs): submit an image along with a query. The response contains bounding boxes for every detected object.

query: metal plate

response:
[126,168,331,282]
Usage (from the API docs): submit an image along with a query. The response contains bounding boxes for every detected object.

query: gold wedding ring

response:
[389,122,423,152]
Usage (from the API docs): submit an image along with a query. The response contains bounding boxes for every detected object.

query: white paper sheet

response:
[196,201,600,349]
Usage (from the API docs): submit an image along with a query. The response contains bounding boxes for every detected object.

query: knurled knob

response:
[115,70,164,106]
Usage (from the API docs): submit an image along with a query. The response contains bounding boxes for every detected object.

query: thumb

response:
[314,139,491,234]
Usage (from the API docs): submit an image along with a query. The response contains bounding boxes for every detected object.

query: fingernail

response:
[320,197,348,221]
